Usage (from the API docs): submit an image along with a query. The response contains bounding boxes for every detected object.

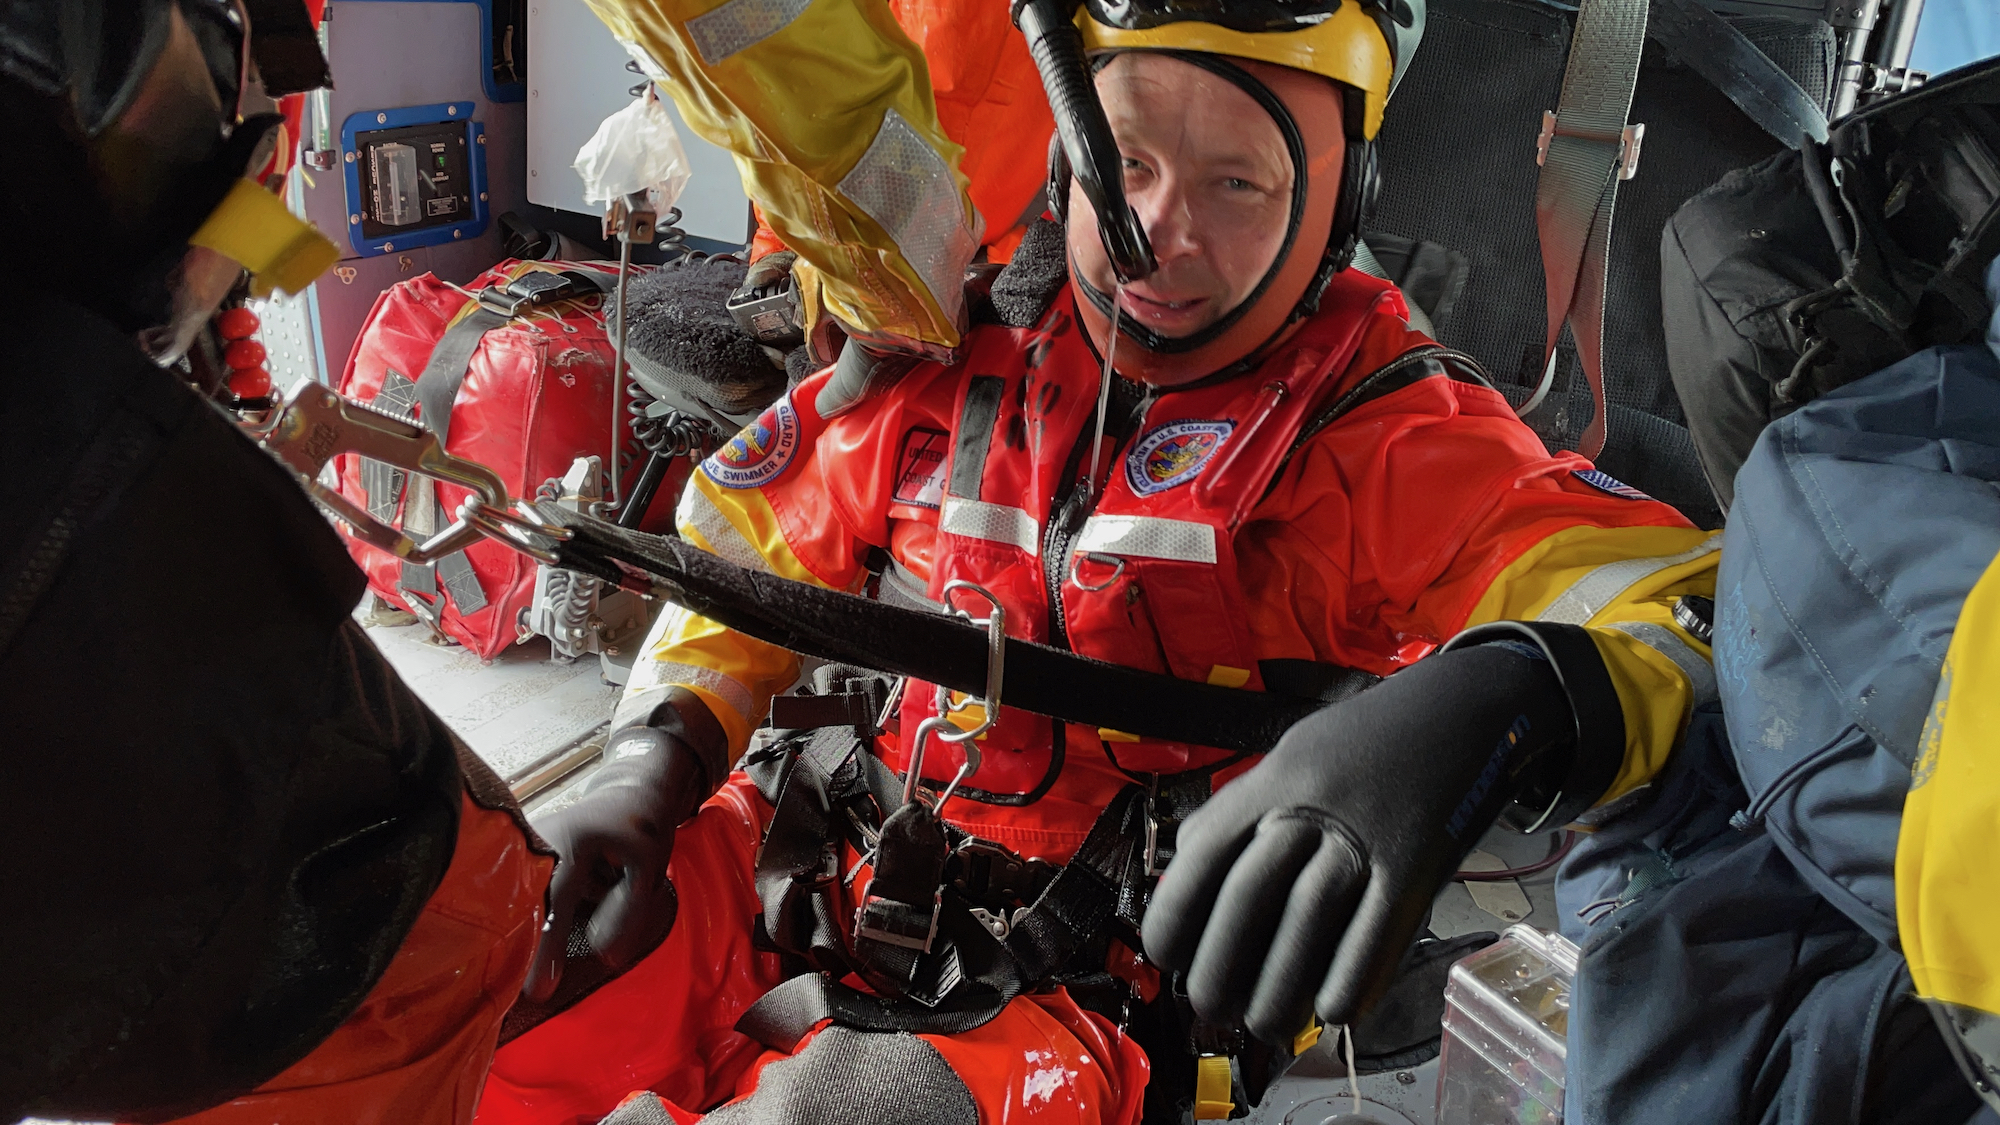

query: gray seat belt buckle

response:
[727,284,806,348]
[1537,110,1647,180]
[1536,111,1648,180]
[476,269,594,317]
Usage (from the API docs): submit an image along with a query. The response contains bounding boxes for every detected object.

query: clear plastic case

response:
[1435,923,1577,1124]
[370,142,420,227]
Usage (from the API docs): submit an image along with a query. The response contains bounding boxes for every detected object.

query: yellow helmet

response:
[1073,0,1405,140]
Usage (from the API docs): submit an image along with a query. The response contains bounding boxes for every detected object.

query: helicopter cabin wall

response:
[295,0,532,382]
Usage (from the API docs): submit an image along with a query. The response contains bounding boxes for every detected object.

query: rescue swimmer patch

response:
[703,396,802,489]
[1128,420,1234,495]
[1573,468,1652,501]
[893,426,949,509]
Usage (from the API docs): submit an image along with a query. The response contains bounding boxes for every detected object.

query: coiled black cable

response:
[617,375,719,528]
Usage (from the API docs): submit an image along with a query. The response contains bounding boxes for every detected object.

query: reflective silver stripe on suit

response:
[678,483,774,574]
[837,107,977,324]
[879,559,944,613]
[1072,514,1217,564]
[1605,620,1718,707]
[615,662,759,731]
[1536,537,1720,625]
[685,0,812,65]
[939,497,1039,556]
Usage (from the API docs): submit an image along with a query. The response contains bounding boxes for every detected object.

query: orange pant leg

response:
[154,794,553,1125]
[477,776,784,1125]
[666,990,1146,1125]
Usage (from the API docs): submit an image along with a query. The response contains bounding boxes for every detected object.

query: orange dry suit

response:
[478,263,1719,1125]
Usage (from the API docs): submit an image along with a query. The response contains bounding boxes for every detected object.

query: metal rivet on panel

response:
[376,112,387,124]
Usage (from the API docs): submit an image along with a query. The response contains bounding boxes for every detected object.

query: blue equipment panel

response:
[341,101,491,258]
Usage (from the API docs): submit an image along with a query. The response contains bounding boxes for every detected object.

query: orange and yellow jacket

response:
[622,268,1718,861]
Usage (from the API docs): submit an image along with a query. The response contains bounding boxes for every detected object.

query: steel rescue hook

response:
[251,381,572,565]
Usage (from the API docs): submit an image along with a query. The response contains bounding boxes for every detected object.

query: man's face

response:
[1068,52,1297,342]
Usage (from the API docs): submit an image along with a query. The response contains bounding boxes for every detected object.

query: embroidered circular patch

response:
[1127,420,1234,496]
[1573,468,1652,501]
[702,397,802,489]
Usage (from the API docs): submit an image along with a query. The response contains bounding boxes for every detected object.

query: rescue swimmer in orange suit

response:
[482,2,1721,1122]
[0,5,551,1124]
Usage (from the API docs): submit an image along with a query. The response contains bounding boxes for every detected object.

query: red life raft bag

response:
[332,259,676,659]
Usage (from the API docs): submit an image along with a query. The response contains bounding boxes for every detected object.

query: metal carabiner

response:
[251,381,570,566]
[902,581,1006,815]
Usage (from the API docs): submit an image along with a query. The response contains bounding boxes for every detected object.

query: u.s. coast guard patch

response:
[1128,420,1233,495]
[702,397,802,489]
[1573,468,1651,501]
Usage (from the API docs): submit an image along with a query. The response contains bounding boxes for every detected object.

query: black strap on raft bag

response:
[1662,57,2000,507]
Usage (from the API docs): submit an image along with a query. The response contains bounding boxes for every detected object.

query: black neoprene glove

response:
[522,688,728,1001]
[1142,624,1624,1044]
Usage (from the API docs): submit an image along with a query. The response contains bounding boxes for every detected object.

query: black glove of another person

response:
[1143,625,1624,1043]
[522,688,728,1001]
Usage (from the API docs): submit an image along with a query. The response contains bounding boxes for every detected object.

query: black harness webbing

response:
[542,508,1330,752]
[528,344,1479,749]
[736,701,1224,1049]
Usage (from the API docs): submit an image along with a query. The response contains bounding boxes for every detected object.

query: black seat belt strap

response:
[1648,0,1829,151]
[1524,0,1650,462]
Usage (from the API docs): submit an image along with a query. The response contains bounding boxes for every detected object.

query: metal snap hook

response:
[909,581,1007,815]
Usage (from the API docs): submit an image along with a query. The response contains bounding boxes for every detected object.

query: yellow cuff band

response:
[189,179,340,297]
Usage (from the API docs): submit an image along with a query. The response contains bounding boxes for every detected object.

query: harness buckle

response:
[476,269,596,317]
[1143,794,1177,877]
[855,889,945,952]
[968,906,1019,940]
[1536,110,1646,181]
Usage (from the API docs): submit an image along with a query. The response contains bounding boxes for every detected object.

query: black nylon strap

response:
[1647,0,1829,151]
[768,691,884,732]
[1443,620,1627,829]
[1005,785,1143,981]
[755,730,858,977]
[948,375,1006,501]
[543,508,1329,752]
[400,306,509,602]
[736,962,1020,1052]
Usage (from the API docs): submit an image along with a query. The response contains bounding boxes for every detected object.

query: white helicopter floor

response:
[358,606,622,785]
